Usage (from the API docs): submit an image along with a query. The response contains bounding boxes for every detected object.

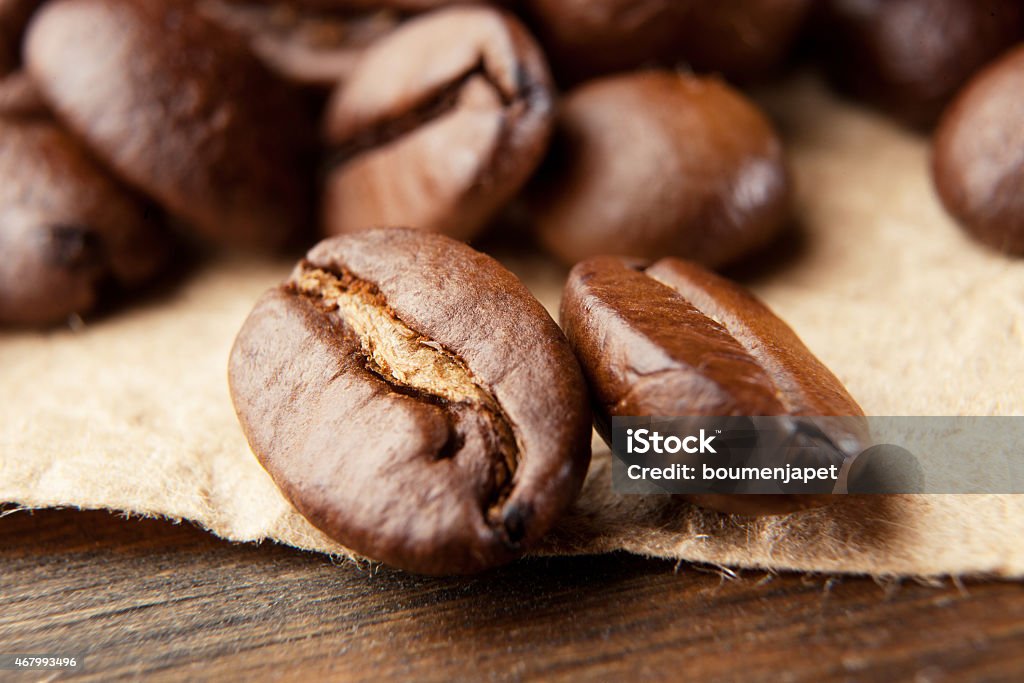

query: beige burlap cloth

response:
[3,76,1023,578]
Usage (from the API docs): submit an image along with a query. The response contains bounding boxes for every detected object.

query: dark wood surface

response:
[1,508,1022,682]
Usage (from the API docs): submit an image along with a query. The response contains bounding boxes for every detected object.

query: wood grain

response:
[1,508,1022,682]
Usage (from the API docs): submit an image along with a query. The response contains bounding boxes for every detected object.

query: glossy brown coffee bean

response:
[531,71,791,269]
[321,6,554,242]
[229,228,591,574]
[224,0,485,10]
[0,119,170,326]
[203,1,496,87]
[560,256,867,516]
[818,0,1024,129]
[933,45,1024,255]
[522,0,690,84]
[200,1,403,88]
[523,0,811,84]
[676,0,813,82]
[25,0,314,250]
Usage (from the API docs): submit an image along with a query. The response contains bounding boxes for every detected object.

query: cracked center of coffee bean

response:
[294,265,497,406]
[291,263,520,499]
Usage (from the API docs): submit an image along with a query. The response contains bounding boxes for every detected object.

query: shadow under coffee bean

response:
[0,0,39,76]
[228,228,592,575]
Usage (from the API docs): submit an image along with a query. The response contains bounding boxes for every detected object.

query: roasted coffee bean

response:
[321,6,554,242]
[560,256,867,516]
[817,0,1024,129]
[229,228,591,574]
[202,0,491,88]
[523,0,811,84]
[933,45,1024,255]
[25,0,315,250]
[675,0,813,82]
[531,71,791,269]
[522,0,689,84]
[0,119,170,325]
[200,1,403,89]
[226,0,482,10]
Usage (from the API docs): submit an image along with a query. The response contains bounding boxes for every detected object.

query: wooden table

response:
[1,508,1022,681]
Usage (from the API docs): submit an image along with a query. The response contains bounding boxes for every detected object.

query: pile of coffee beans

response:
[3,0,1022,572]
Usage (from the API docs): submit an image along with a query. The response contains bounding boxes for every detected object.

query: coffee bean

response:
[531,71,791,269]
[523,0,811,84]
[228,227,591,574]
[321,6,554,242]
[25,0,315,250]
[0,119,170,325]
[675,0,813,82]
[203,1,494,88]
[933,45,1024,255]
[560,256,867,515]
[817,0,1024,129]
[522,0,689,84]
[233,0,481,10]
[200,0,404,89]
